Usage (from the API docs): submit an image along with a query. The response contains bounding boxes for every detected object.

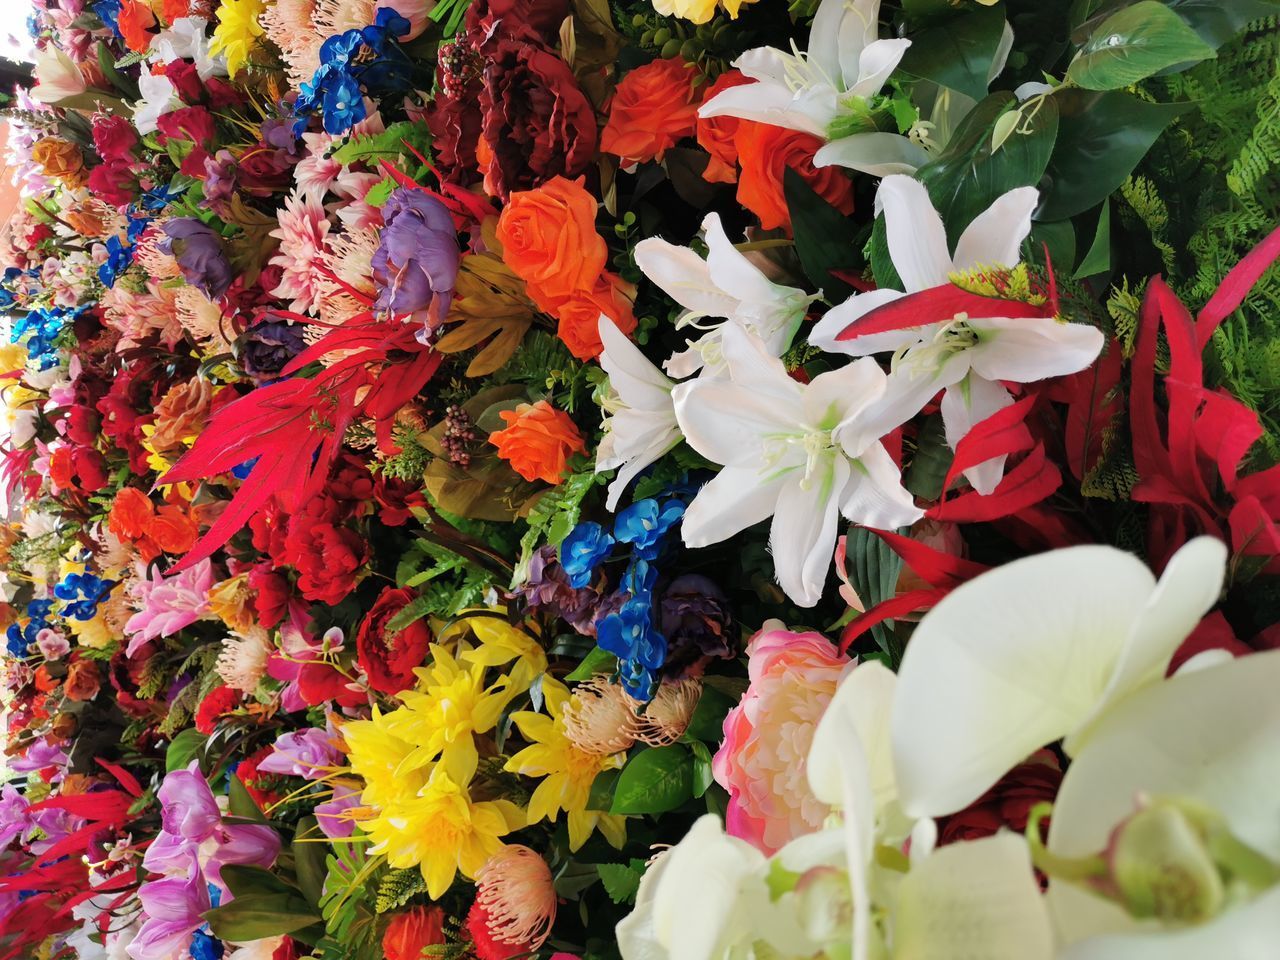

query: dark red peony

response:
[356,587,433,695]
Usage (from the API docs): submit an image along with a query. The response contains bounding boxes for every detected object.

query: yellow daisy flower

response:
[506,677,628,851]
[341,706,429,810]
[209,0,266,77]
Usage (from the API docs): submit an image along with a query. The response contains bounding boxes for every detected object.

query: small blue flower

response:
[5,623,27,657]
[189,928,224,960]
[617,657,657,701]
[321,71,367,135]
[622,556,658,597]
[614,499,685,560]
[97,235,134,288]
[231,456,261,480]
[92,0,123,36]
[596,596,667,702]
[559,521,615,589]
[319,29,366,66]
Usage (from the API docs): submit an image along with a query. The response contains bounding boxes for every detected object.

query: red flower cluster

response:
[355,587,433,696]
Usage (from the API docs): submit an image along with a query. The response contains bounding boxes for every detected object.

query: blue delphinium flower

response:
[614,498,685,559]
[559,521,615,589]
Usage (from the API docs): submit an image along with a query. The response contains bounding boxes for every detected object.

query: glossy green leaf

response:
[586,766,622,812]
[610,745,694,815]
[689,740,715,798]
[1074,199,1112,279]
[844,525,905,659]
[1166,0,1280,48]
[683,682,737,742]
[566,646,616,681]
[293,817,328,908]
[1039,89,1191,221]
[784,167,863,301]
[899,6,1008,102]
[204,893,322,942]
[1067,1,1214,89]
[228,772,268,822]
[905,414,952,501]
[164,727,206,773]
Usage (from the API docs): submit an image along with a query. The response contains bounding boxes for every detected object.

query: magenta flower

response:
[315,782,361,840]
[127,866,211,960]
[258,728,343,780]
[124,560,214,655]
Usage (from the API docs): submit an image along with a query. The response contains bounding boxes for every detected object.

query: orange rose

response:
[496,176,607,312]
[490,400,586,485]
[32,138,88,189]
[735,122,855,231]
[147,503,199,556]
[556,273,637,360]
[151,376,213,452]
[697,70,751,184]
[601,57,704,166]
[64,658,102,702]
[384,906,446,960]
[108,487,154,542]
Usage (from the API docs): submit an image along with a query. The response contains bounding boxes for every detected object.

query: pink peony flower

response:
[269,191,332,315]
[711,623,854,853]
[124,559,214,655]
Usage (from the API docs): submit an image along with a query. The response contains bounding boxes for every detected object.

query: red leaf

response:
[863,527,989,588]
[838,587,947,653]
[836,284,1051,342]
[940,394,1037,494]
[1197,223,1280,348]
[928,444,1061,523]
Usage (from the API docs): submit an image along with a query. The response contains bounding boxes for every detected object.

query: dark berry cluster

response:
[441,404,479,467]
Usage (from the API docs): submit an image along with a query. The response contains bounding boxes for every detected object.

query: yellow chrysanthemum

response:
[68,609,114,650]
[361,768,524,898]
[209,0,266,77]
[385,642,526,786]
[506,677,627,851]
[341,706,429,809]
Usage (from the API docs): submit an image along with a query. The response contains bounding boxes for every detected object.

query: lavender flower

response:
[371,189,459,323]
[257,728,342,780]
[161,219,234,299]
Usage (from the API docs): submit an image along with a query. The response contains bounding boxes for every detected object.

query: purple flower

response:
[522,545,603,636]
[371,189,459,323]
[8,740,68,776]
[128,866,211,960]
[260,118,302,157]
[202,149,237,219]
[160,218,234,299]
[315,782,361,840]
[257,728,342,780]
[240,317,307,381]
[0,786,30,847]
[659,574,736,679]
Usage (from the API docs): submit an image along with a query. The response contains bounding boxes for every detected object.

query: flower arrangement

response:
[2,1,1280,959]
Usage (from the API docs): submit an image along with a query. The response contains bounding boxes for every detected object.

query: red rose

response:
[601,57,703,166]
[356,587,433,696]
[283,514,368,605]
[163,59,205,105]
[374,475,427,527]
[87,159,138,208]
[237,147,295,195]
[937,749,1063,846]
[156,106,217,176]
[92,115,138,162]
[205,76,246,109]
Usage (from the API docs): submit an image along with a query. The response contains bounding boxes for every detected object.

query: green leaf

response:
[597,861,645,905]
[1165,0,1280,48]
[1074,199,1112,279]
[204,893,322,941]
[228,771,268,822]
[610,745,694,815]
[915,92,1059,245]
[683,682,736,742]
[784,167,862,301]
[1039,89,1191,221]
[689,740,715,799]
[165,728,206,773]
[293,818,328,908]
[330,120,432,167]
[898,5,1008,102]
[586,767,622,812]
[844,525,905,659]
[1067,1,1215,90]
[374,868,430,913]
[905,413,951,500]
[566,646,616,681]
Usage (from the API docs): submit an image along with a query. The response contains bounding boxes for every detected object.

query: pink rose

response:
[712,624,854,853]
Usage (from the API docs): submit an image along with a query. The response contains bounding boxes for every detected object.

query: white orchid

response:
[595,316,682,511]
[674,324,922,607]
[633,213,818,378]
[811,175,1104,493]
[132,73,182,136]
[149,17,228,80]
[698,0,928,176]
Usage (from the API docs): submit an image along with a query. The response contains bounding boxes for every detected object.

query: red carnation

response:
[356,588,433,696]
[195,684,242,735]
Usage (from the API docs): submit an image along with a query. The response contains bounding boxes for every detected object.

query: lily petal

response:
[810,288,912,356]
[952,186,1039,273]
[681,464,787,547]
[940,375,1015,495]
[967,316,1104,384]
[847,38,911,100]
[841,442,924,530]
[769,458,849,606]
[874,175,953,291]
[813,132,930,177]
[634,237,741,320]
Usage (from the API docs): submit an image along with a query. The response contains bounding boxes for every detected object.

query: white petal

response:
[847,39,911,100]
[967,317,1104,384]
[602,421,682,512]
[681,465,787,548]
[952,186,1039,273]
[696,78,830,138]
[857,352,969,441]
[1056,889,1280,960]
[841,442,924,530]
[813,132,930,177]
[634,238,740,319]
[663,340,710,379]
[939,375,1015,496]
[769,459,848,607]
[893,834,1054,960]
[809,0,855,82]
[599,316,675,408]
[809,289,912,356]
[810,662,900,825]
[874,175,953,291]
[1066,536,1228,754]
[673,378,800,468]
[804,357,887,437]
[728,46,795,87]
[719,323,803,396]
[891,545,1156,818]
[1048,651,1280,946]
[703,214,790,309]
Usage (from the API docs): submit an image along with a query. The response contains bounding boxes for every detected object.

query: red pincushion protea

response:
[465,845,557,960]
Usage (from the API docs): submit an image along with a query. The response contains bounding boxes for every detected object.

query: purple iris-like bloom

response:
[315,782,361,840]
[659,574,735,679]
[202,149,237,219]
[161,219,234,299]
[257,728,342,780]
[128,865,211,960]
[522,545,604,636]
[371,189,459,323]
[0,786,29,848]
[241,318,306,380]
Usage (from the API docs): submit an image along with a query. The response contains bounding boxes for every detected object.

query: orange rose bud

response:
[490,400,587,485]
[734,122,854,232]
[697,69,751,184]
[383,905,447,960]
[601,57,704,166]
[496,176,607,313]
[555,273,637,361]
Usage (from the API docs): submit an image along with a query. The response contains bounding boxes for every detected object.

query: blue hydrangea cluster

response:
[295,8,414,135]
[54,570,117,622]
[5,599,54,656]
[560,498,686,701]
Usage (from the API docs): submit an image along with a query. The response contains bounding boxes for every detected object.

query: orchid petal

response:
[892,545,1156,818]
[952,186,1039,273]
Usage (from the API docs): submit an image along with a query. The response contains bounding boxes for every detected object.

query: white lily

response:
[697,0,928,176]
[633,213,818,378]
[890,535,1228,820]
[30,45,87,104]
[675,325,922,607]
[132,73,181,136]
[811,175,1104,493]
[149,17,229,81]
[595,316,682,511]
[1045,649,1280,958]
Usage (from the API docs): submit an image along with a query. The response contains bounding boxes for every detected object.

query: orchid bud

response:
[1107,801,1224,924]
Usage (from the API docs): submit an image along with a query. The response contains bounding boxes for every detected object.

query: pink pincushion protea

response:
[712,623,854,853]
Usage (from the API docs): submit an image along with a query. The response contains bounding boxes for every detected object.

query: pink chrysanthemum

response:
[260,0,323,88]
[269,191,332,315]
